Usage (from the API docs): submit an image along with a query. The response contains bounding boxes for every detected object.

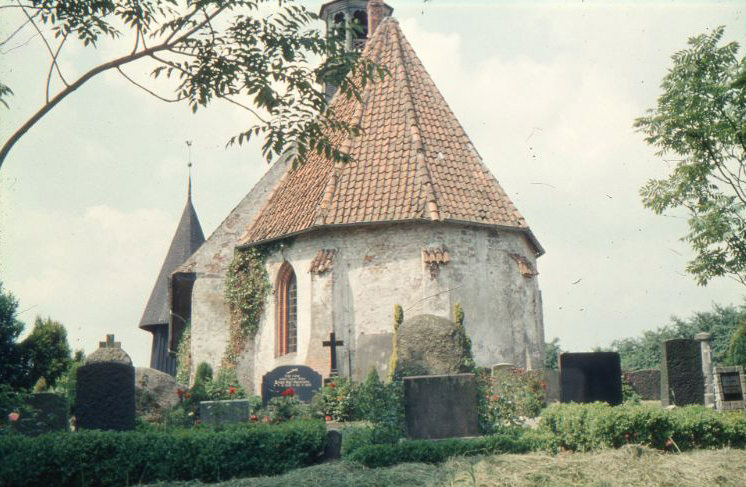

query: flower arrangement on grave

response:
[478,367,546,433]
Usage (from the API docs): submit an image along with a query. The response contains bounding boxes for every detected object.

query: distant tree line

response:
[545,303,746,372]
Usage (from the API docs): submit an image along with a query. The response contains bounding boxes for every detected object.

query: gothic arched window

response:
[352,10,368,40]
[276,262,297,356]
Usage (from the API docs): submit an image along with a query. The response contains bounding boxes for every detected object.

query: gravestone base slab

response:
[200,400,250,426]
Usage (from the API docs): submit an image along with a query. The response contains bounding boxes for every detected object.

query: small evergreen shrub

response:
[0,419,326,487]
[539,402,746,451]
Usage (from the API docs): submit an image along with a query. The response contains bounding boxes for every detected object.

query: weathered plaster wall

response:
[248,222,544,391]
[186,157,289,386]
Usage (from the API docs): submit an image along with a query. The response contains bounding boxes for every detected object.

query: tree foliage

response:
[20,317,72,389]
[636,26,746,286]
[544,337,562,370]
[727,320,746,369]
[0,282,26,387]
[610,303,745,370]
[0,0,384,170]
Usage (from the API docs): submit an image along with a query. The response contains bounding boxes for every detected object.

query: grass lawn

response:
[141,446,746,487]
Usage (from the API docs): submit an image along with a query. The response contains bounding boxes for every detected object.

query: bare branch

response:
[16,0,69,94]
[45,32,69,103]
[0,10,38,47]
[221,96,269,124]
[117,66,182,103]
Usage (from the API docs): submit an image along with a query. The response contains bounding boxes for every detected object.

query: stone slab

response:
[560,352,622,405]
[540,369,560,403]
[625,369,661,401]
[200,399,250,426]
[403,373,478,440]
[76,361,136,431]
[661,339,704,407]
[261,365,322,406]
[714,366,746,411]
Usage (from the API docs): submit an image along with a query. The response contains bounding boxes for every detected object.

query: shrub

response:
[539,402,746,452]
[0,419,326,487]
[347,431,550,468]
[478,367,545,434]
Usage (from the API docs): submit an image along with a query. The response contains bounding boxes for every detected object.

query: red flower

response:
[281,387,295,397]
[185,392,192,399]
[229,387,236,395]
[329,383,337,389]
[195,419,202,425]
[325,415,333,422]
[491,395,499,402]
[540,381,547,390]
[177,388,185,399]
[263,416,271,423]
[250,415,258,422]
[8,412,19,422]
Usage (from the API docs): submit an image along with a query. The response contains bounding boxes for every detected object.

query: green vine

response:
[175,322,192,385]
[454,303,475,372]
[222,247,271,369]
[388,304,404,381]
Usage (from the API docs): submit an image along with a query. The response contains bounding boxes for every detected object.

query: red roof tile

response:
[239,18,541,254]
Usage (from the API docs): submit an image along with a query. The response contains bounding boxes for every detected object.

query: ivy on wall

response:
[453,303,475,372]
[388,304,404,381]
[222,247,271,369]
[175,322,191,385]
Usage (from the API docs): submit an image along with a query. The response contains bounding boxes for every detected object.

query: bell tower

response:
[319,0,393,51]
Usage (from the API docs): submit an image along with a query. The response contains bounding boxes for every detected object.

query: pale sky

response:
[1,0,744,368]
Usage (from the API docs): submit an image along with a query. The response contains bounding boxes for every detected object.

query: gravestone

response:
[14,393,68,436]
[625,369,661,401]
[714,366,746,411]
[540,369,561,403]
[76,335,136,431]
[200,399,250,427]
[661,339,704,407]
[396,315,473,376]
[403,373,478,440]
[560,352,622,405]
[261,365,322,406]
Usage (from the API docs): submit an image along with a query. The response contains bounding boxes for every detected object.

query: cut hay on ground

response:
[142,446,746,487]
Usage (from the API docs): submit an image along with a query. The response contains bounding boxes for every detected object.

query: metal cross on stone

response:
[322,332,344,376]
[99,334,121,349]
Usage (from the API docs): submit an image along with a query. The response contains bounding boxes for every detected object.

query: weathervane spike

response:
[186,140,193,200]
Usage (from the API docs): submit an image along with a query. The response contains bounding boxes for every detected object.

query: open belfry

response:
[143,0,545,391]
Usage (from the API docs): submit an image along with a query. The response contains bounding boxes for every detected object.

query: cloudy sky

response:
[1,0,744,368]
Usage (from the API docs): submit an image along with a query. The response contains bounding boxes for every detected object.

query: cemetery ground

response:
[139,447,746,487]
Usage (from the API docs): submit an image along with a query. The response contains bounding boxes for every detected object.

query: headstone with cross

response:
[322,332,344,376]
[99,334,121,349]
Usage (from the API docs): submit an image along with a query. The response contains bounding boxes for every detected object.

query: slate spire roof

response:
[139,178,205,330]
[239,17,542,254]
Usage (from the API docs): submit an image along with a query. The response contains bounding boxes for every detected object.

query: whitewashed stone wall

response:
[246,221,545,392]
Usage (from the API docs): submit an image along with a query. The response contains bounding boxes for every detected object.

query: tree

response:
[609,303,745,370]
[636,26,746,286]
[544,337,562,370]
[0,0,382,171]
[20,317,72,389]
[727,320,746,369]
[0,281,26,387]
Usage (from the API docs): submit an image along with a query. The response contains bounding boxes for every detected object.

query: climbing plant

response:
[175,322,192,385]
[223,247,271,369]
[388,304,404,381]
[453,303,475,372]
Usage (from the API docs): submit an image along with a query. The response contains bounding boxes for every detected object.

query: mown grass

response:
[141,446,746,487]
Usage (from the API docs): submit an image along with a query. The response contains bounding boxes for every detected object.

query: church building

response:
[161,0,545,390]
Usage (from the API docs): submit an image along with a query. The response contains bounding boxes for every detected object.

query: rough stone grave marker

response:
[714,366,746,411]
[76,334,136,431]
[661,338,704,407]
[403,373,479,440]
[560,352,622,405]
[261,365,322,406]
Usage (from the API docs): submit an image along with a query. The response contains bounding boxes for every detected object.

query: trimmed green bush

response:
[540,402,746,451]
[347,430,557,468]
[0,419,325,487]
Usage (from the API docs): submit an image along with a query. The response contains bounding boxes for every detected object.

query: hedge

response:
[540,403,746,451]
[0,419,326,487]
[347,430,558,468]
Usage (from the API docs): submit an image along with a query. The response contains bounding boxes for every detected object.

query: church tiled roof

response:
[239,17,542,254]
[139,186,205,330]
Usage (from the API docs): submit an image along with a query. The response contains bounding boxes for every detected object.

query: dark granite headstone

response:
[403,373,478,440]
[625,369,661,401]
[560,352,622,405]
[661,339,704,407]
[720,372,743,401]
[76,361,136,431]
[261,365,322,405]
[323,429,342,461]
[714,366,746,410]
